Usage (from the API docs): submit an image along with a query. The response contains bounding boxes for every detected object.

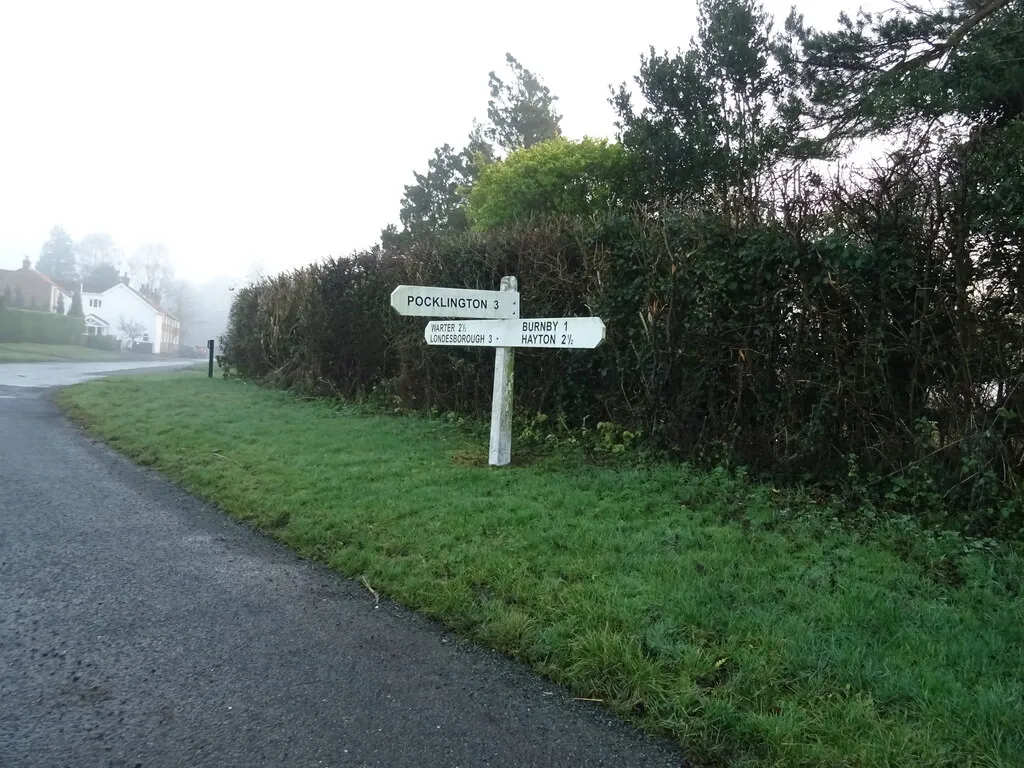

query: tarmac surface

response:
[0,363,687,767]
[0,359,196,388]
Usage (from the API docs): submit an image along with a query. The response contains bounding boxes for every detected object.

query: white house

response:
[71,278,180,354]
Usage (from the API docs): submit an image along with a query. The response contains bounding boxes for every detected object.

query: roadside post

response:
[488,276,516,466]
[390,278,605,466]
[207,340,215,378]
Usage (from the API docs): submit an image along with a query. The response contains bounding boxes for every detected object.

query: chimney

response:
[21,257,30,270]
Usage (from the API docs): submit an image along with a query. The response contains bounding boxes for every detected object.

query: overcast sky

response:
[0,0,890,283]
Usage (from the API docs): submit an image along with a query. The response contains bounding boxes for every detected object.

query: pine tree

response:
[37,226,78,281]
[14,285,25,308]
[486,54,562,152]
[69,289,84,318]
[613,0,802,210]
[2,284,12,307]
[57,294,66,314]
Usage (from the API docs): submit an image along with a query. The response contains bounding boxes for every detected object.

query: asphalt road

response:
[0,366,687,768]
[0,359,196,388]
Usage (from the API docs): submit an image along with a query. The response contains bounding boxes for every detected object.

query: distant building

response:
[0,258,73,312]
[52,274,181,354]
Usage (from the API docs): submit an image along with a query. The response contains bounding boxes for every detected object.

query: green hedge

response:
[0,307,85,345]
[84,334,121,351]
[220,207,1024,535]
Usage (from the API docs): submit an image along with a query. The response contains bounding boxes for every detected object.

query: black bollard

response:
[207,339,214,378]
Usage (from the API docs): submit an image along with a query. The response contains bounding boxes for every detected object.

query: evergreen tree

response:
[382,125,497,249]
[787,0,1024,338]
[56,294,66,314]
[85,262,121,285]
[2,284,11,307]
[381,53,562,248]
[786,0,1023,140]
[486,54,562,152]
[613,0,805,212]
[69,289,84,318]
[37,226,78,281]
[14,285,25,307]
[399,144,475,234]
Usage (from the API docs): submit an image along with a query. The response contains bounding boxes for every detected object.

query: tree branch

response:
[886,0,1013,78]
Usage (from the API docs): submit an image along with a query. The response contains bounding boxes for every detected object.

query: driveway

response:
[0,371,686,767]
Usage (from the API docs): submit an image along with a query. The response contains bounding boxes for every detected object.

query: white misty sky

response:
[0,0,889,283]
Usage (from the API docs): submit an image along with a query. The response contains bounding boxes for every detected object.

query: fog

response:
[0,0,890,290]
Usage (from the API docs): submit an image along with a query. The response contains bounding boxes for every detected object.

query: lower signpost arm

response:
[488,276,517,466]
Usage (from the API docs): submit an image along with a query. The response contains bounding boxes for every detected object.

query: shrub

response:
[0,307,85,345]
[467,137,626,231]
[84,334,121,351]
[220,204,1024,535]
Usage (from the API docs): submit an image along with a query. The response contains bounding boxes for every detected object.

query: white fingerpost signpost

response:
[390,277,605,467]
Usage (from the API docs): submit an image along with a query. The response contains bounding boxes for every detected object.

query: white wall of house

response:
[155,313,181,353]
[50,285,72,313]
[82,283,175,353]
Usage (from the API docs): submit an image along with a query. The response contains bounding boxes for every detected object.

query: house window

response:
[143,333,149,342]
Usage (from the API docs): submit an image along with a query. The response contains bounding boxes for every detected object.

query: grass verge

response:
[59,372,1024,768]
[0,342,124,363]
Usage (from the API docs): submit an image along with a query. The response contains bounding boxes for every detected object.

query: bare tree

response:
[129,243,174,303]
[164,279,195,338]
[75,233,124,280]
[117,315,147,348]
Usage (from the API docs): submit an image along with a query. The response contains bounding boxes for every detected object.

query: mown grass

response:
[0,342,123,363]
[59,372,1024,768]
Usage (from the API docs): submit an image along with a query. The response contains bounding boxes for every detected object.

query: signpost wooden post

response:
[391,277,604,466]
[488,277,516,466]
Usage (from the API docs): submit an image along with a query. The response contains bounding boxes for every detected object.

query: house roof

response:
[46,272,178,320]
[119,283,178,320]
[35,271,57,287]
[82,278,122,294]
[54,276,127,295]
[1,266,68,293]
[52,277,119,295]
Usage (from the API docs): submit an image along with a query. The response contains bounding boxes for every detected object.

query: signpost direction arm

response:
[424,317,605,348]
[390,285,519,319]
[488,277,517,467]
